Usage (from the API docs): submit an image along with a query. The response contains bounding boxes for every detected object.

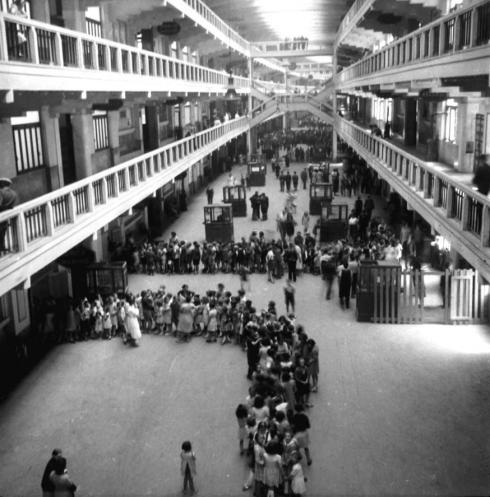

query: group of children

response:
[170,282,319,496]
[232,298,319,497]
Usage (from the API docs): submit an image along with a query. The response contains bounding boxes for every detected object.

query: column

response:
[99,3,115,40]
[144,104,160,151]
[107,110,120,165]
[0,119,17,179]
[62,0,84,32]
[30,0,50,23]
[84,231,107,262]
[404,97,417,147]
[71,109,95,179]
[40,106,63,188]
[248,58,253,116]
[456,98,481,173]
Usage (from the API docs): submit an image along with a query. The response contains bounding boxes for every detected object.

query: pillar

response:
[99,3,115,41]
[332,129,338,160]
[40,106,63,188]
[62,0,84,32]
[144,104,159,151]
[107,110,120,165]
[30,0,50,23]
[71,109,95,180]
[0,119,17,179]
[248,58,254,116]
[456,98,481,173]
[85,231,105,262]
[404,97,417,147]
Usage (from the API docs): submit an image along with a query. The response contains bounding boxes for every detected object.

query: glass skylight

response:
[253,0,324,40]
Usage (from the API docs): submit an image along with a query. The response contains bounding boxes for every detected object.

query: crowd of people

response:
[38,278,319,496]
[258,128,331,163]
[35,205,421,349]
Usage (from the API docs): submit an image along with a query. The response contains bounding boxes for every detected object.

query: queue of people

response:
[236,296,319,496]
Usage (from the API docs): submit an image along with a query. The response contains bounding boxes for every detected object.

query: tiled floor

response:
[0,160,489,496]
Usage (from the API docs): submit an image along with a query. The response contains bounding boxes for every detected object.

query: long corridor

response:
[0,160,489,496]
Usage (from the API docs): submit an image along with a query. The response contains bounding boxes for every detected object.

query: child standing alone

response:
[180,440,196,495]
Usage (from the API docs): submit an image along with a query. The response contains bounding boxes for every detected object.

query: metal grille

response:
[93,114,109,151]
[61,34,78,66]
[25,206,47,242]
[467,198,483,235]
[12,123,44,173]
[451,187,463,220]
[85,17,101,38]
[476,3,490,45]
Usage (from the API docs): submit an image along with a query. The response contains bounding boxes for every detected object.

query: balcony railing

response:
[0,118,248,272]
[168,0,250,55]
[0,12,249,91]
[337,117,490,262]
[337,0,490,85]
[335,0,375,46]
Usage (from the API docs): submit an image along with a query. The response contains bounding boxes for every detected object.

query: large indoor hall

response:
[0,160,489,497]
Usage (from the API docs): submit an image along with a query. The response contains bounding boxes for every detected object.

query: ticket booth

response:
[356,261,401,323]
[204,204,234,243]
[249,153,266,171]
[223,185,247,217]
[71,262,128,299]
[248,161,266,187]
[309,182,333,215]
[320,203,349,242]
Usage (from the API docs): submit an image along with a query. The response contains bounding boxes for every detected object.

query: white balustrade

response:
[337,0,490,85]
[0,11,250,91]
[0,118,248,268]
[336,0,375,46]
[336,117,490,255]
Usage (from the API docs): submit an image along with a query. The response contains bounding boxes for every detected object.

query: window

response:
[447,0,462,12]
[183,103,191,125]
[11,112,44,174]
[85,6,101,37]
[441,99,457,142]
[92,111,109,151]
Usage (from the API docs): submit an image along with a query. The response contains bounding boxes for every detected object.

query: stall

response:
[247,161,266,187]
[320,203,349,242]
[204,203,234,243]
[223,185,247,217]
[309,182,333,215]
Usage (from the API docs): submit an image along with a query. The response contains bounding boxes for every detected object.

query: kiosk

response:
[320,203,349,242]
[309,182,333,215]
[247,161,266,187]
[204,204,234,243]
[223,185,247,217]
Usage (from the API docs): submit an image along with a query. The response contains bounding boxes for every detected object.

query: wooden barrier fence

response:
[369,268,489,325]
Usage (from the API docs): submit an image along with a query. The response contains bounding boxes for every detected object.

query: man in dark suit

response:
[41,448,62,497]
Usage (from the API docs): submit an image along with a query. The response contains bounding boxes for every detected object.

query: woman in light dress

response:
[263,442,284,497]
[125,295,142,346]
[177,295,195,342]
